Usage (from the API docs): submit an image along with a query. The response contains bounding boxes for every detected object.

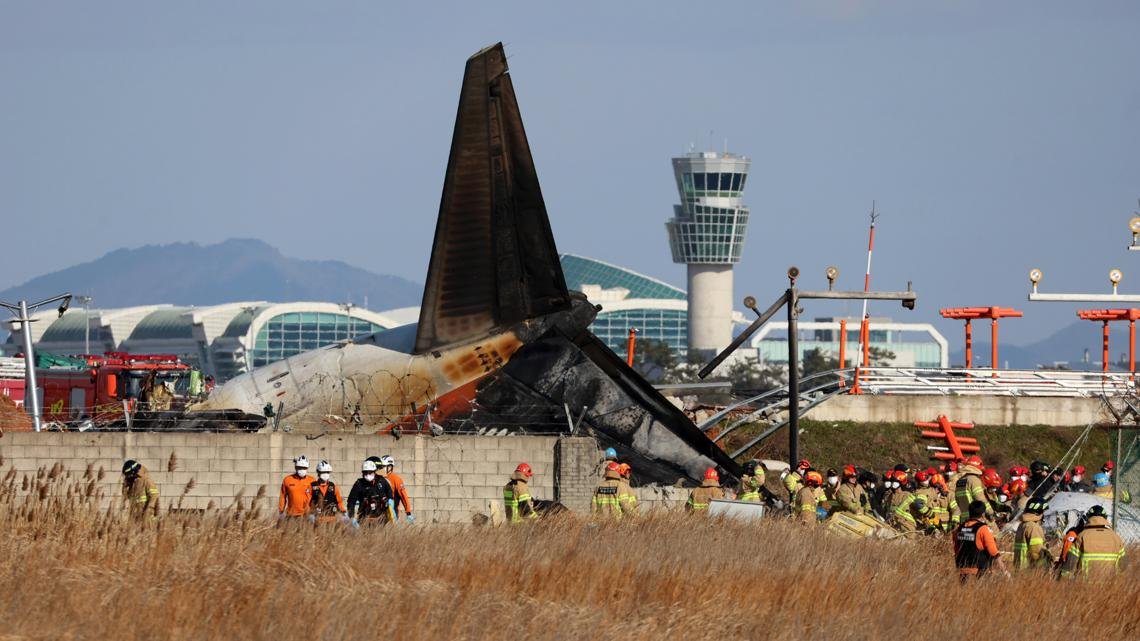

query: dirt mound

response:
[0,395,32,433]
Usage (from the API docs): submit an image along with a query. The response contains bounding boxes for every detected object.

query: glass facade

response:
[591,308,689,354]
[666,153,751,265]
[250,312,386,368]
[560,254,685,300]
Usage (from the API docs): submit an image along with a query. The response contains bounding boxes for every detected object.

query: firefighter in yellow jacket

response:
[955,456,993,522]
[833,465,867,515]
[503,462,539,523]
[737,461,765,502]
[121,459,159,518]
[796,470,825,525]
[593,461,637,518]
[686,468,724,512]
[1062,505,1126,579]
[1013,497,1052,571]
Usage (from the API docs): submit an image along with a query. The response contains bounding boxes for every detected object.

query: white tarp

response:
[1041,492,1140,543]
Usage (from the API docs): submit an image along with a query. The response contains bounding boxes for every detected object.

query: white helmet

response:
[379,455,396,468]
[316,460,332,473]
[293,455,309,469]
[361,460,378,473]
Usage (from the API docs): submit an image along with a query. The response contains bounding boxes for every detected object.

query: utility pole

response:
[700,267,917,466]
[78,295,93,355]
[0,293,73,432]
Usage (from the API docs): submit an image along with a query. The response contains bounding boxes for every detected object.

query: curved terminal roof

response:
[560,254,685,301]
[127,308,195,340]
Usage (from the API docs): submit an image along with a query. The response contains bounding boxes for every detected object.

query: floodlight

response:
[1130,217,1140,235]
[742,295,758,310]
[825,266,839,290]
[1028,268,1043,285]
[1110,268,1124,285]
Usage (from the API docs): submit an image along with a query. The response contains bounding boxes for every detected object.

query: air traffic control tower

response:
[665,151,751,356]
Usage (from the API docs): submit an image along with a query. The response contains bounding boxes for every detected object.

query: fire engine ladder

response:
[700,368,854,459]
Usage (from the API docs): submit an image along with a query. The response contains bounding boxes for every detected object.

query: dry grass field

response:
[2,466,1139,641]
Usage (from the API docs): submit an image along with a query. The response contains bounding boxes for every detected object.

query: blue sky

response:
[2,1,1138,344]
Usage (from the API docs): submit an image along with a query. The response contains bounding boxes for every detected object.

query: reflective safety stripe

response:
[738,491,760,502]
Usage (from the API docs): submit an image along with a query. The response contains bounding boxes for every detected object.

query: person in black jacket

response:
[346,460,395,526]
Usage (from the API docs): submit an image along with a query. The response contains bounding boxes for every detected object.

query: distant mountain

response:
[0,239,422,310]
[950,320,1133,370]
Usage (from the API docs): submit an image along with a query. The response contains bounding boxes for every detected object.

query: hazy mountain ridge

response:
[0,239,422,310]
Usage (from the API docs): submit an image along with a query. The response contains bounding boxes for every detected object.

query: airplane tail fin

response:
[415,43,570,354]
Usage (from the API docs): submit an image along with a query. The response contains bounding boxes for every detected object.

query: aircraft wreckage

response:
[190,42,739,484]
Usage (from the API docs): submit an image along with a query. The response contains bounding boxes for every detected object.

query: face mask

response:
[1072,475,1082,483]
[295,469,308,478]
[827,476,839,487]
[998,494,1008,503]
[364,473,375,482]
[920,481,930,488]
[319,473,330,481]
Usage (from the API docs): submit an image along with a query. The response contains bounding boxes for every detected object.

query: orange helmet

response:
[965,455,983,468]
[1009,478,1027,496]
[796,459,812,472]
[894,471,909,486]
[703,467,719,482]
[804,471,824,487]
[605,461,621,473]
[981,468,1002,489]
[931,473,947,490]
[515,462,533,478]
[617,463,631,478]
[842,464,857,479]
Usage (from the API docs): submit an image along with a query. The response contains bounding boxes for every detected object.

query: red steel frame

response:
[1075,309,1140,375]
[916,415,979,461]
[939,306,1023,370]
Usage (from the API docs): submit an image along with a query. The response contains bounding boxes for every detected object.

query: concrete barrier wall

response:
[807,394,1108,426]
[0,432,595,524]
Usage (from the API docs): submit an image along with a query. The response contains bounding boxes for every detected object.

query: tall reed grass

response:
[1,463,1136,640]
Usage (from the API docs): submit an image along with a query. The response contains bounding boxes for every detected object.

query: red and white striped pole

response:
[852,204,878,393]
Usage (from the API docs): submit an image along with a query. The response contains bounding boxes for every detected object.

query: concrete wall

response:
[807,394,1108,426]
[0,433,610,524]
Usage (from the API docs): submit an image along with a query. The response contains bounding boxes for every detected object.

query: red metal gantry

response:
[1075,308,1140,375]
[939,306,1023,370]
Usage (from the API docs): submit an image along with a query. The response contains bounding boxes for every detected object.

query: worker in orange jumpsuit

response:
[279,454,313,519]
[372,454,414,523]
[308,460,346,524]
[953,500,1009,583]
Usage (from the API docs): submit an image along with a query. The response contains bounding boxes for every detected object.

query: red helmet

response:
[981,468,1002,489]
[1072,465,1086,475]
[1009,478,1027,496]
[1103,460,1115,471]
[617,463,631,478]
[965,455,983,468]
[925,467,937,477]
[804,471,824,487]
[605,461,621,473]
[515,463,533,478]
[1007,466,1021,479]
[914,470,930,484]
[796,459,812,471]
[842,464,857,479]
[703,467,719,482]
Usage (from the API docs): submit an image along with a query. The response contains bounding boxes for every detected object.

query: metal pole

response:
[964,320,973,369]
[1130,319,1135,380]
[1113,427,1122,529]
[18,301,42,432]
[991,318,999,370]
[787,287,799,468]
[83,297,90,355]
[838,319,847,388]
[1103,321,1111,373]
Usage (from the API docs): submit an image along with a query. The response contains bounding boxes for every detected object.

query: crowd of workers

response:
[117,445,1128,581]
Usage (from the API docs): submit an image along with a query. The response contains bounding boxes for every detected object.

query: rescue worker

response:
[1092,472,1113,499]
[823,468,841,513]
[592,461,637,518]
[347,460,395,526]
[857,470,882,518]
[616,463,637,513]
[686,467,725,512]
[931,472,957,531]
[981,468,1011,524]
[795,470,825,525]
[1062,505,1126,579]
[943,461,960,490]
[1008,478,1029,514]
[1028,460,1052,497]
[1068,466,1092,493]
[1101,460,1115,481]
[503,462,539,523]
[890,472,929,534]
[308,460,346,524]
[278,455,312,519]
[953,500,1008,583]
[834,465,867,516]
[1056,512,1088,574]
[913,470,945,533]
[783,459,811,501]
[121,459,159,518]
[879,470,900,520]
[1012,497,1051,571]
[603,447,618,463]
[376,455,414,523]
[737,461,765,503]
[955,455,993,522]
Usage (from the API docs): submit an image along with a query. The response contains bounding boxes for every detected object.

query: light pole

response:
[0,293,73,432]
[699,266,917,466]
[77,295,93,355]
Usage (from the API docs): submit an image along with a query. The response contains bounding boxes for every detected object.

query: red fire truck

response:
[37,352,197,425]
